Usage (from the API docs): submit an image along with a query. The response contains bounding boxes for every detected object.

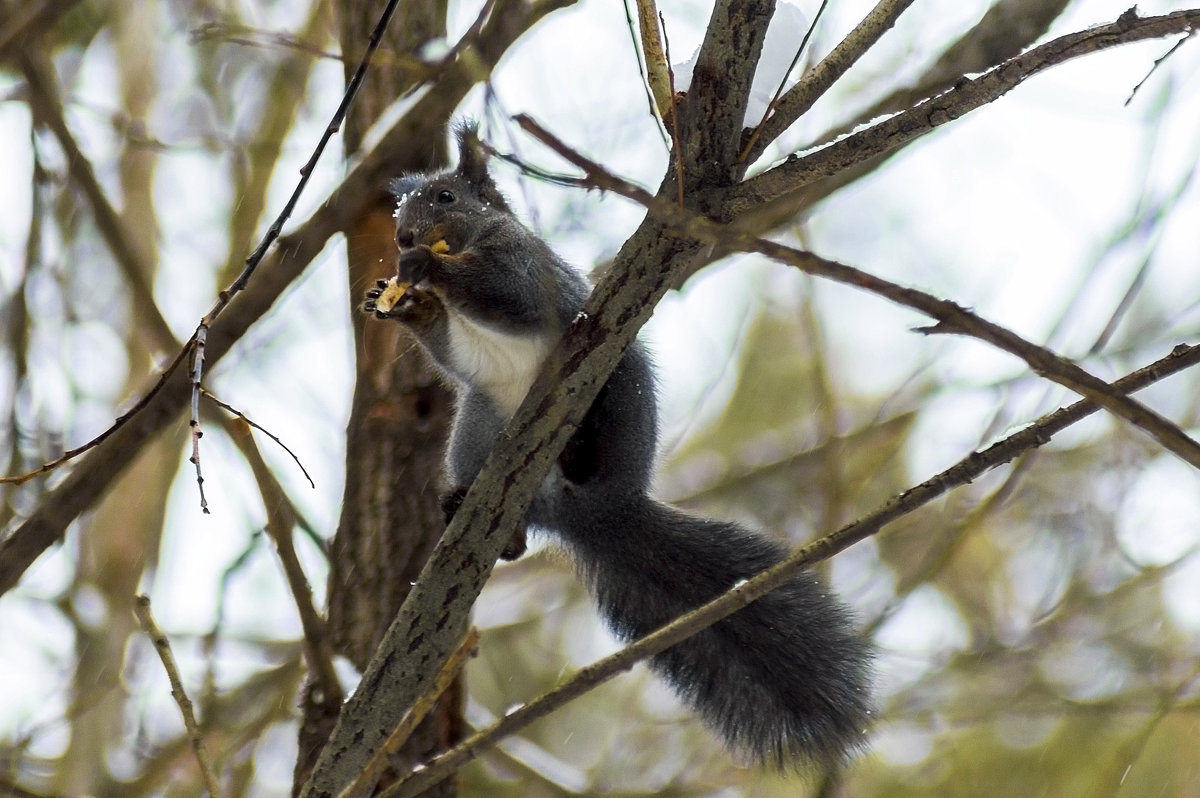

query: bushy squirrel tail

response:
[560,495,873,766]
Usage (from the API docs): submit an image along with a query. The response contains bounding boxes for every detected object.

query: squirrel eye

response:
[437,190,455,204]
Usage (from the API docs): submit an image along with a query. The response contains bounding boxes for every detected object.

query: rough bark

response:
[293,1,463,794]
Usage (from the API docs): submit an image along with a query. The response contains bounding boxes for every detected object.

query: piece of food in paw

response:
[430,239,450,254]
[374,278,411,313]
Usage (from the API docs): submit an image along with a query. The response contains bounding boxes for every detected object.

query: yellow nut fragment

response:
[430,239,450,254]
[374,279,411,313]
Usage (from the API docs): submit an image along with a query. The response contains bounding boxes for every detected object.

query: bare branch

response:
[519,116,1200,469]
[678,0,775,187]
[0,0,564,597]
[632,0,671,122]
[724,8,1200,222]
[738,0,830,163]
[203,389,315,489]
[188,331,210,514]
[844,0,1070,133]
[133,594,224,798]
[742,0,916,167]
[188,21,341,61]
[226,0,401,300]
[18,48,180,355]
[387,340,1200,797]
[223,416,341,713]
[345,629,479,798]
[1125,30,1195,105]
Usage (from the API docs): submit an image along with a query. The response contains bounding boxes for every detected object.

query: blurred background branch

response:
[1,1,1199,797]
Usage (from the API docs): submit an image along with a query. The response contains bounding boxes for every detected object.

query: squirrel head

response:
[390,122,512,253]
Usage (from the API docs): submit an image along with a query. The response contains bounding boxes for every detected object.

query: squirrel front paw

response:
[361,278,441,325]
[362,278,410,316]
[396,244,441,286]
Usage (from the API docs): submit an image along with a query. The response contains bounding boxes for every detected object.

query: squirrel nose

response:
[396,227,415,248]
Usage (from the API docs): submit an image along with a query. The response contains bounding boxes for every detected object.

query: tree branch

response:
[677,0,775,188]
[721,8,1200,222]
[223,414,340,710]
[18,48,181,356]
[836,0,1071,139]
[520,118,1200,468]
[134,594,223,798]
[386,339,1200,797]
[298,11,1200,791]
[0,0,568,598]
[742,0,917,167]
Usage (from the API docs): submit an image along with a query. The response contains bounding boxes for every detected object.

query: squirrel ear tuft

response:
[453,120,510,210]
[454,121,485,181]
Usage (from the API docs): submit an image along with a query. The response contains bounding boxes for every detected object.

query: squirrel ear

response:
[454,122,486,181]
[454,121,510,209]
[387,175,424,201]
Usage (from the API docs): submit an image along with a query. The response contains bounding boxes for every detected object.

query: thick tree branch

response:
[387,339,1200,797]
[721,8,1200,222]
[299,10,1200,792]
[0,0,568,598]
[742,0,917,167]
[521,120,1200,468]
[678,0,775,188]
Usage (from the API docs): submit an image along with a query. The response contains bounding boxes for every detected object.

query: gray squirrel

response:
[362,124,873,767]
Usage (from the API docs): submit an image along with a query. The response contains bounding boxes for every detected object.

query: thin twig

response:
[738,0,830,162]
[189,329,209,513]
[516,116,1200,470]
[188,21,342,61]
[658,12,683,208]
[202,389,315,488]
[0,337,196,485]
[1126,30,1194,106]
[389,341,1200,797]
[225,0,402,298]
[224,416,341,714]
[631,0,670,122]
[184,0,402,510]
[134,594,224,798]
[741,0,916,166]
[353,628,480,798]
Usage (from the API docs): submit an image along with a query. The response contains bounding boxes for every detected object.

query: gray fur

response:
[363,124,873,767]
